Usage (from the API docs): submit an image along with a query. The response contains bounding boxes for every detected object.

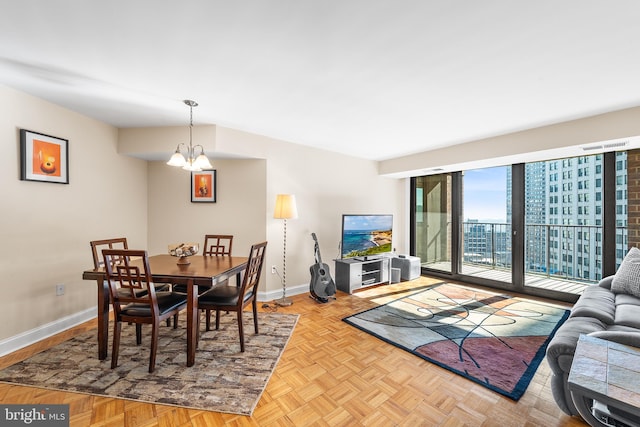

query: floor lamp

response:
[274,194,298,306]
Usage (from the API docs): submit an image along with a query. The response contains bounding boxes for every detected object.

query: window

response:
[412,150,629,302]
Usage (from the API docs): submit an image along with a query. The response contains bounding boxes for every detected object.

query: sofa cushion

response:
[600,324,640,333]
[569,285,615,324]
[589,330,640,347]
[614,304,640,329]
[615,293,640,306]
[611,246,640,297]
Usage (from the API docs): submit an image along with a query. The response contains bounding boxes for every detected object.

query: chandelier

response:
[166,99,213,171]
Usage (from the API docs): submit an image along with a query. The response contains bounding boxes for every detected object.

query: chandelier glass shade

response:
[167,100,213,171]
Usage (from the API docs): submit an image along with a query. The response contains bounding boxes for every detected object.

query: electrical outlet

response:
[56,284,65,296]
[271,265,277,274]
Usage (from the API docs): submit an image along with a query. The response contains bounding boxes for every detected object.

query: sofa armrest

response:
[546,334,579,374]
[588,330,640,348]
[546,317,608,374]
[597,275,614,290]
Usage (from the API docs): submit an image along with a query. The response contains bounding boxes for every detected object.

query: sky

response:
[343,214,393,231]
[463,167,508,223]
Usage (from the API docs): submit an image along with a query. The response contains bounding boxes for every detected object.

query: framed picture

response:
[20,129,69,184]
[191,169,216,203]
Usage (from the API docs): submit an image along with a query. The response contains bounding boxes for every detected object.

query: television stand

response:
[353,256,379,262]
[335,257,390,294]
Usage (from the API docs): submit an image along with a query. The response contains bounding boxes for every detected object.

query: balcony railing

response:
[463,222,511,269]
[461,222,629,286]
[419,220,631,294]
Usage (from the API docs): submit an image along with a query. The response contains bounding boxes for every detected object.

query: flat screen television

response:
[341,214,393,259]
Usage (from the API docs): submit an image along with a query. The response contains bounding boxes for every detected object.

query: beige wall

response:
[215,127,406,295]
[146,158,267,261]
[380,106,640,177]
[0,85,148,343]
[144,126,406,297]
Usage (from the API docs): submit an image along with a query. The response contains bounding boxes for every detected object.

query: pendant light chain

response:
[166,99,212,171]
[188,102,194,165]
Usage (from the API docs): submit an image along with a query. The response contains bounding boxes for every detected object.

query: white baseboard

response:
[259,283,309,302]
[0,307,96,357]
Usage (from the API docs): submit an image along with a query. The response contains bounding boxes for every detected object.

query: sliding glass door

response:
[411,150,635,303]
[460,166,511,284]
[414,174,453,273]
[522,156,605,293]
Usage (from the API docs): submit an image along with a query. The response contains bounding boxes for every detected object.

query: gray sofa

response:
[546,270,640,415]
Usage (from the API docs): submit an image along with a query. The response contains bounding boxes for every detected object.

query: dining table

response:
[82,254,248,367]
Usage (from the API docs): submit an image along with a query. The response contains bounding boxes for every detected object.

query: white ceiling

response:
[1,1,639,161]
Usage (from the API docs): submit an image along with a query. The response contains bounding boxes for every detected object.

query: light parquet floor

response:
[0,276,589,426]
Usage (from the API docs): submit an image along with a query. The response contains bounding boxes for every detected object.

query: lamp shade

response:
[273,194,298,219]
[194,153,213,169]
[167,150,186,167]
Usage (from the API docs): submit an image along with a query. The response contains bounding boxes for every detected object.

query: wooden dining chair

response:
[90,238,172,330]
[90,237,128,269]
[203,234,233,256]
[102,249,188,373]
[174,234,235,329]
[196,241,267,352]
[173,235,234,296]
[90,238,170,292]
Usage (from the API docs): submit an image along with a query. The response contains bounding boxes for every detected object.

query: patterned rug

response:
[0,312,298,416]
[343,283,569,400]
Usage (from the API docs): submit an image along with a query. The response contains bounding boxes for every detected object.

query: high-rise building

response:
[517,152,627,283]
[462,152,629,283]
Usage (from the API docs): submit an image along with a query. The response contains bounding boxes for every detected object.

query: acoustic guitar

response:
[309,232,336,303]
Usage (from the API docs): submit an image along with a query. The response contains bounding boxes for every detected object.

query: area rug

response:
[343,283,569,400]
[0,312,298,416]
